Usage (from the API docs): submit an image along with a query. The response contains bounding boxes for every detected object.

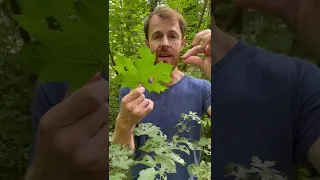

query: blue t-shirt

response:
[211,41,320,179]
[119,75,211,180]
[29,82,69,166]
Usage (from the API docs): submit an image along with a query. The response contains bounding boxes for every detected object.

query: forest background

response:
[0,0,318,179]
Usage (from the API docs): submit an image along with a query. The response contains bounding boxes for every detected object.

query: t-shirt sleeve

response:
[295,61,320,163]
[202,80,211,114]
[29,82,68,166]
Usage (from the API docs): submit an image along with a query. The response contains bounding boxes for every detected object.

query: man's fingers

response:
[136,98,151,110]
[192,29,211,46]
[46,78,109,126]
[183,45,204,59]
[131,94,145,107]
[201,33,211,49]
[204,45,211,55]
[183,56,204,70]
[122,86,145,103]
[92,123,109,173]
[139,99,154,115]
[66,103,109,139]
[74,123,108,174]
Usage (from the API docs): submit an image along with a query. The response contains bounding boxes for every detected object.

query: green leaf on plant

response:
[137,168,158,180]
[135,155,157,168]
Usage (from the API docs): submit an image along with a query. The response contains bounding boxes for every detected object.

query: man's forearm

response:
[111,116,135,151]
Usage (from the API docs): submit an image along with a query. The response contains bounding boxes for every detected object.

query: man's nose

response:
[161,37,170,48]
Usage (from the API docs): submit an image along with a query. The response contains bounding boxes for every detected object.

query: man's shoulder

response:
[181,75,210,88]
[237,41,319,80]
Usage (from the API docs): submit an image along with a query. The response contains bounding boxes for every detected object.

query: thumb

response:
[183,56,204,70]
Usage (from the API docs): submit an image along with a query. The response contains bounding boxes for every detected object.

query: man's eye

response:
[154,36,160,39]
[171,35,177,39]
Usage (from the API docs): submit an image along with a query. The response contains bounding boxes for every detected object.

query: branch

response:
[150,0,160,13]
[196,0,209,33]
[109,46,118,75]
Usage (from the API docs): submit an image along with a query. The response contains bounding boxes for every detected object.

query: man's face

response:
[145,15,186,67]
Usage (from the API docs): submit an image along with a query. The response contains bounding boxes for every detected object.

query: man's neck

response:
[212,26,239,65]
[166,67,185,87]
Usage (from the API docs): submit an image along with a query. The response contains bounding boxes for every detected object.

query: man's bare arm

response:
[111,115,135,151]
[112,87,153,152]
[307,137,320,172]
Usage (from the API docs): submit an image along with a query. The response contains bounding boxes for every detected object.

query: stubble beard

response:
[154,54,180,69]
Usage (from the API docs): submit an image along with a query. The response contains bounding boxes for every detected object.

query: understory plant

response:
[109,111,211,180]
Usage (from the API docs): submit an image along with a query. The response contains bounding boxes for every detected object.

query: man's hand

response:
[117,86,154,130]
[182,29,211,79]
[26,73,109,180]
[112,86,154,151]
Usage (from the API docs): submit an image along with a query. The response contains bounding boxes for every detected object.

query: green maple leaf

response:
[111,155,134,169]
[137,168,158,180]
[155,155,177,173]
[109,174,127,180]
[113,46,173,93]
[14,0,108,91]
[134,123,167,139]
[134,155,157,168]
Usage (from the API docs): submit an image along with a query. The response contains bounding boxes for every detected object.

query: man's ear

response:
[145,40,149,47]
[181,38,186,49]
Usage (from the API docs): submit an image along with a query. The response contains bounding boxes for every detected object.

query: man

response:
[111,6,211,180]
[26,6,211,180]
[208,0,320,179]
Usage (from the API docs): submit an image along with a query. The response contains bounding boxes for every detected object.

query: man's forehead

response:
[148,15,180,34]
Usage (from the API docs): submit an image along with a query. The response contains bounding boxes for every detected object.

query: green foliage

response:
[0,54,33,179]
[14,0,108,91]
[225,156,320,180]
[109,112,211,180]
[113,46,173,93]
[226,156,288,180]
[188,161,211,180]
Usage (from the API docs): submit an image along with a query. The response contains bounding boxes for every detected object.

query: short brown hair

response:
[144,6,187,40]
